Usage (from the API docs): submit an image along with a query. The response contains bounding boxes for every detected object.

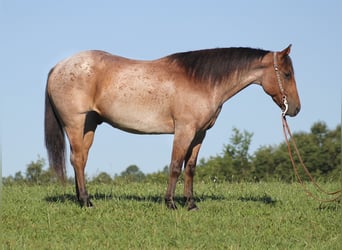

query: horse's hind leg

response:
[65,112,98,207]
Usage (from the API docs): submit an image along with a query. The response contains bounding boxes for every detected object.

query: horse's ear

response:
[280,44,292,57]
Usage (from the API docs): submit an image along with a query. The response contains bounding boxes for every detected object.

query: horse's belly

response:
[102,106,174,134]
[98,78,175,134]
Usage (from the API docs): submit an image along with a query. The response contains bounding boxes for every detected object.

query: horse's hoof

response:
[165,199,177,210]
[79,198,93,208]
[86,200,93,208]
[184,197,198,211]
[188,204,199,211]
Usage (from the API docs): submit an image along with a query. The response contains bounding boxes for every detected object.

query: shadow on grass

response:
[45,192,278,207]
[317,202,341,211]
[44,192,226,205]
[45,193,79,203]
[238,194,277,205]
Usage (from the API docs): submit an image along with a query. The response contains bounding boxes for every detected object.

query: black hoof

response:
[86,199,93,208]
[184,197,198,211]
[165,198,177,210]
[188,204,199,211]
[79,198,93,208]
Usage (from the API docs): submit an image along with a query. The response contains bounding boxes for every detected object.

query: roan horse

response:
[45,45,300,210]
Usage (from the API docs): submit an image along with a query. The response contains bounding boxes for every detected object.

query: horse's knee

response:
[70,145,85,166]
[70,155,81,169]
[185,160,196,177]
[170,162,182,178]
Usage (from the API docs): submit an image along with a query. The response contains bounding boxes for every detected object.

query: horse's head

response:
[261,45,301,117]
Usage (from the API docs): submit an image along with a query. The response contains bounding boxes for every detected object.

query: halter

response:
[273,52,288,117]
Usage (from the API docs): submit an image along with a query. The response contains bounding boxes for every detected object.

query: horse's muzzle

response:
[286,104,301,117]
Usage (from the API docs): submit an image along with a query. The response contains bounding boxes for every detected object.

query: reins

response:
[273,52,342,202]
[282,116,342,202]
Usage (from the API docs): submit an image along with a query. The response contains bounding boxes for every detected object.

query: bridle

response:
[274,51,342,202]
[273,52,289,117]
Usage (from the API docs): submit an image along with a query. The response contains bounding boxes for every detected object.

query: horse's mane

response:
[167,47,270,84]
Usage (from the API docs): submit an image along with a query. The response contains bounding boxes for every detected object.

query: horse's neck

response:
[217,66,264,104]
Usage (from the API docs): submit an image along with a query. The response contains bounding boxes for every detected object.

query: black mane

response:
[167,47,270,84]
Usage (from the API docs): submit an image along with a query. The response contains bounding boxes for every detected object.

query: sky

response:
[1,0,341,178]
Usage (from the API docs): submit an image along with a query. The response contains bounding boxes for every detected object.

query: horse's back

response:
[48,50,126,85]
[46,50,178,134]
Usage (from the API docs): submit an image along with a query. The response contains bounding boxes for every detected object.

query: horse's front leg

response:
[184,131,206,211]
[165,127,196,210]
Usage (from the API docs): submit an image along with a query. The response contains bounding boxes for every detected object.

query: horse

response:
[44,45,300,210]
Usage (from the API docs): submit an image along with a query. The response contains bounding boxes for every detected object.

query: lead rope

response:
[273,52,341,202]
[282,115,342,202]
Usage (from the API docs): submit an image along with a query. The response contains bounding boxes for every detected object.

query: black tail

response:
[44,71,66,181]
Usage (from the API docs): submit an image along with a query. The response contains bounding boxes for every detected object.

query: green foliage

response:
[2,121,340,248]
[225,128,253,180]
[2,121,340,185]
[251,122,341,182]
[197,122,341,183]
[25,157,44,183]
[308,122,341,177]
[252,144,291,181]
[114,164,146,183]
[143,165,169,184]
[3,156,58,185]
[91,172,113,184]
[196,128,253,182]
[1,182,341,249]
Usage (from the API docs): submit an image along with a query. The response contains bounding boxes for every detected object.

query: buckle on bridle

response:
[282,95,288,117]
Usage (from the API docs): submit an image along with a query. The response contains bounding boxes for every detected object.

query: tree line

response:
[2,121,341,185]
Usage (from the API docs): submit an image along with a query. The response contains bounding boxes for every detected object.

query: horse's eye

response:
[284,72,291,79]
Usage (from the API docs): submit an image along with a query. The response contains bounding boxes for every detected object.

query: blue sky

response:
[1,1,341,178]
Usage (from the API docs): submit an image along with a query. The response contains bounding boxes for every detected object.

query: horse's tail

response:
[44,69,66,181]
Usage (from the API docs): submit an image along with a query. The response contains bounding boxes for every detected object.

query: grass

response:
[1,181,341,249]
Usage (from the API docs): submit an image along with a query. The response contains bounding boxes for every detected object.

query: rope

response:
[281,116,342,202]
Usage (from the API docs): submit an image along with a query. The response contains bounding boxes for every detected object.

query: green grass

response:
[1,182,341,249]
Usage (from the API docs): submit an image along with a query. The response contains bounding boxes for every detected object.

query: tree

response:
[92,172,112,184]
[117,164,145,182]
[25,156,57,184]
[252,122,341,182]
[197,153,234,182]
[144,165,169,184]
[26,157,45,184]
[197,128,253,182]
[224,128,253,180]
[252,144,292,181]
[3,121,339,185]
[14,171,25,183]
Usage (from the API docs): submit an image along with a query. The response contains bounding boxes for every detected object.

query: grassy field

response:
[1,181,341,249]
